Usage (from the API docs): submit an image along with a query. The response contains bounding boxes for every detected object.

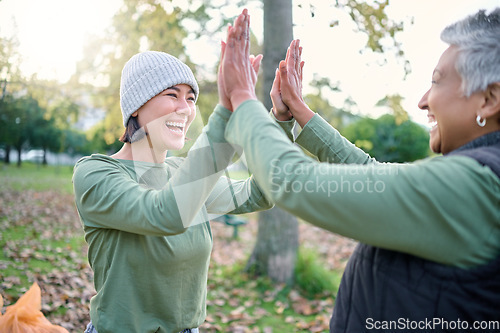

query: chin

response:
[428,131,442,154]
[429,143,440,154]
[167,141,186,151]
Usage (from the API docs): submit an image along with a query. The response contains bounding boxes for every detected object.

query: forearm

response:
[271,108,375,165]
[225,99,500,267]
[296,114,376,165]
[205,176,273,216]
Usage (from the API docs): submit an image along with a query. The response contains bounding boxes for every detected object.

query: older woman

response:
[222,8,500,332]
[73,14,271,332]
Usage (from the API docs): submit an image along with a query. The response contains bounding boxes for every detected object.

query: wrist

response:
[291,103,315,128]
[230,90,257,111]
[219,99,233,112]
[272,108,293,121]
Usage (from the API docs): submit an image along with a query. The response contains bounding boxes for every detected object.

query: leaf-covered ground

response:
[0,186,356,332]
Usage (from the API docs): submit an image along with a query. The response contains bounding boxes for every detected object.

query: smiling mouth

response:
[165,121,185,134]
[427,114,438,130]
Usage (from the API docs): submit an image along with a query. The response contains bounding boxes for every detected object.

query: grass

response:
[0,161,342,332]
[0,162,74,194]
[205,261,338,332]
[295,247,342,297]
[0,162,88,326]
[0,218,87,300]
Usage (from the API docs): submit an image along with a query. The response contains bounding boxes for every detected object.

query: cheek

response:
[187,107,197,128]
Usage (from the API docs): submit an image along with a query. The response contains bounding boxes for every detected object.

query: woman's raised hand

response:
[270,67,293,121]
[279,40,305,108]
[221,9,262,111]
[278,39,314,127]
[217,41,232,111]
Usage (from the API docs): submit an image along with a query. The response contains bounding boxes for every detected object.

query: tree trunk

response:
[15,146,21,167]
[4,145,11,164]
[244,0,299,285]
[261,0,293,111]
[246,207,299,285]
[42,147,48,165]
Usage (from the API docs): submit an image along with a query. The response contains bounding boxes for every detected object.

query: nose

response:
[175,99,193,117]
[418,89,430,110]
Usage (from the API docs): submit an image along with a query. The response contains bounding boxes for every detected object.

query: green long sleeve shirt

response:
[73,105,272,333]
[225,100,500,268]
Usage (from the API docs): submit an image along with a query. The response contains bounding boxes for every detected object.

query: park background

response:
[0,0,498,332]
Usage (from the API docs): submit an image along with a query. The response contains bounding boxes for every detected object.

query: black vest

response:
[330,132,500,333]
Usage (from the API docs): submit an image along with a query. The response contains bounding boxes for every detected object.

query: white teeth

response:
[165,121,185,134]
[427,114,437,128]
[165,122,185,128]
[165,122,185,134]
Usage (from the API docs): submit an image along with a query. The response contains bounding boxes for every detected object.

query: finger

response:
[275,67,281,86]
[231,12,244,42]
[220,41,226,61]
[244,11,250,56]
[279,60,288,85]
[251,54,263,74]
[270,68,280,97]
[233,10,245,31]
[233,9,248,41]
[294,40,300,73]
[226,23,234,48]
[287,40,297,72]
[300,60,305,82]
[285,40,292,64]
[218,41,226,76]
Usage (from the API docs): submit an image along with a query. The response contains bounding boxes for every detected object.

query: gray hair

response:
[440,8,500,97]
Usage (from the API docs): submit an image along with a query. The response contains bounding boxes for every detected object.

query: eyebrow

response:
[166,86,195,95]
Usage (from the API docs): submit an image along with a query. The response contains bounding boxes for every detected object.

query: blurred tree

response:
[0,33,23,163]
[342,113,429,162]
[63,128,94,157]
[28,114,61,165]
[305,74,360,131]
[84,122,121,155]
[0,34,22,91]
[26,78,82,158]
[0,40,82,165]
[0,93,17,163]
[5,95,45,167]
[335,0,411,77]
[376,94,409,125]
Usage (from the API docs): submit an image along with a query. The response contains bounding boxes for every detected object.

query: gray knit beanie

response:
[120,51,199,127]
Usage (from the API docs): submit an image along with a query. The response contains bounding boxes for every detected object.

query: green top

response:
[226,100,500,268]
[73,105,272,333]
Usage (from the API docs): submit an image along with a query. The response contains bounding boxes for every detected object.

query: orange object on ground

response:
[0,282,69,333]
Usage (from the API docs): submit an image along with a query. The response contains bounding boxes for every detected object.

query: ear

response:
[480,82,500,119]
[131,111,139,117]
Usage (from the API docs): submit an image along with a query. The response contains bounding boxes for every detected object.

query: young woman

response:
[73,24,271,332]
